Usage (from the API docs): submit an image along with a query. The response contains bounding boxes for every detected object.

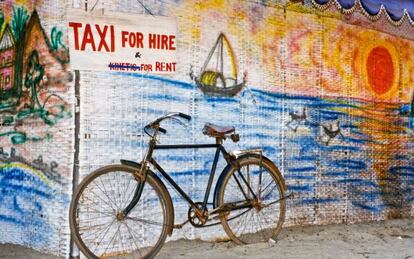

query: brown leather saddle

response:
[202,123,239,142]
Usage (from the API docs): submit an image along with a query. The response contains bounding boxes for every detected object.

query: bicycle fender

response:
[213,163,231,209]
[120,159,142,168]
[212,154,286,208]
[120,160,175,236]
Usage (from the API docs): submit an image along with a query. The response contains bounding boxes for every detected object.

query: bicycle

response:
[69,112,287,258]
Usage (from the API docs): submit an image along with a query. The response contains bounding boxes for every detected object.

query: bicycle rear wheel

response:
[217,155,286,244]
[69,165,172,258]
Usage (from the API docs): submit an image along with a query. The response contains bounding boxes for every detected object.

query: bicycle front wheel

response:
[217,155,286,244]
[69,165,172,258]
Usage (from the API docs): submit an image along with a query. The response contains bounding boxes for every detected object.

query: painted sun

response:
[367,46,394,95]
[362,42,399,100]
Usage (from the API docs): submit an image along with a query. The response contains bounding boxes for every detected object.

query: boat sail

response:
[192,33,245,97]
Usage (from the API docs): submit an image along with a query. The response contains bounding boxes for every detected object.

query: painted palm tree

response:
[24,50,44,110]
[20,50,65,126]
[11,6,29,103]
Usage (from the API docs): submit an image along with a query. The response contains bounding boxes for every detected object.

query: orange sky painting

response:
[175,0,414,103]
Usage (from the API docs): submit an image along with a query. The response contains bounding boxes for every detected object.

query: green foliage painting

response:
[0,8,69,145]
[0,12,4,29]
[50,27,66,51]
[11,6,29,41]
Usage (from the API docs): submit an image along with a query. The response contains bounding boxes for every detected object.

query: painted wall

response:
[0,0,413,257]
[0,0,74,257]
[77,0,414,244]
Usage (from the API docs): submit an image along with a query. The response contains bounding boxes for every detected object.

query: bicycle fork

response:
[121,138,157,218]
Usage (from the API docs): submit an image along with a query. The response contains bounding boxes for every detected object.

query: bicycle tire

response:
[69,164,172,258]
[217,155,286,244]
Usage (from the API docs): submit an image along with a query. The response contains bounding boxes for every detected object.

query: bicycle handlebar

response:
[144,112,192,135]
[154,112,191,124]
[158,127,167,134]
[178,113,191,121]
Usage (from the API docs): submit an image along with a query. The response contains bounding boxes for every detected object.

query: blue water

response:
[84,72,414,216]
[0,165,67,247]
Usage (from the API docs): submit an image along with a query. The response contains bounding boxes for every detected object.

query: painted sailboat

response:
[191,33,245,97]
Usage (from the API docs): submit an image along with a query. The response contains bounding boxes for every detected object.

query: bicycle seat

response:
[203,123,235,137]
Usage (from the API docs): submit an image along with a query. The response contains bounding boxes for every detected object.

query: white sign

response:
[67,9,177,74]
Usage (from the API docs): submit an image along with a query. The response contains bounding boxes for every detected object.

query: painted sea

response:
[0,162,69,250]
[80,72,414,228]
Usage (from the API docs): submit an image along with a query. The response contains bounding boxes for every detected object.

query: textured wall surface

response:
[1,0,414,257]
[0,0,74,257]
[77,0,414,243]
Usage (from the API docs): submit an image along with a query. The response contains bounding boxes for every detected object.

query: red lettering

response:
[161,35,168,49]
[95,25,109,51]
[81,24,96,51]
[110,25,115,52]
[148,34,175,50]
[169,35,176,50]
[121,31,129,48]
[68,22,82,50]
[156,62,162,71]
[128,33,136,48]
[136,32,144,48]
[148,33,156,49]
[155,62,176,72]
[121,31,144,48]
[141,64,152,71]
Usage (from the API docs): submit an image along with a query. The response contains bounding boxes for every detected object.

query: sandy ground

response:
[0,219,413,259]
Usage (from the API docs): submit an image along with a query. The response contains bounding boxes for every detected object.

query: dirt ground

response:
[0,219,413,259]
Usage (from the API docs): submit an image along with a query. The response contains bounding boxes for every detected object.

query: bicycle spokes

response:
[71,167,169,258]
[218,157,285,244]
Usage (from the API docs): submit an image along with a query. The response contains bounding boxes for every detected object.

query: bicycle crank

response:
[188,202,208,227]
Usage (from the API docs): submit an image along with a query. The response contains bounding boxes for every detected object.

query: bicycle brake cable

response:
[143,126,153,138]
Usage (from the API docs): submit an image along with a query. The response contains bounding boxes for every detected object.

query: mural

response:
[0,147,68,247]
[0,8,70,144]
[79,0,414,244]
[190,33,246,96]
[1,0,413,257]
[0,2,73,257]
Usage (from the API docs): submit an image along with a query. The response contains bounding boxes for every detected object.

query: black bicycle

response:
[69,112,287,258]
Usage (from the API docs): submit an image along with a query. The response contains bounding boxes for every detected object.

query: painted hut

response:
[0,24,15,93]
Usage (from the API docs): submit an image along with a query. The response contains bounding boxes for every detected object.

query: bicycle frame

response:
[151,143,229,211]
[120,114,262,223]
[122,134,259,220]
